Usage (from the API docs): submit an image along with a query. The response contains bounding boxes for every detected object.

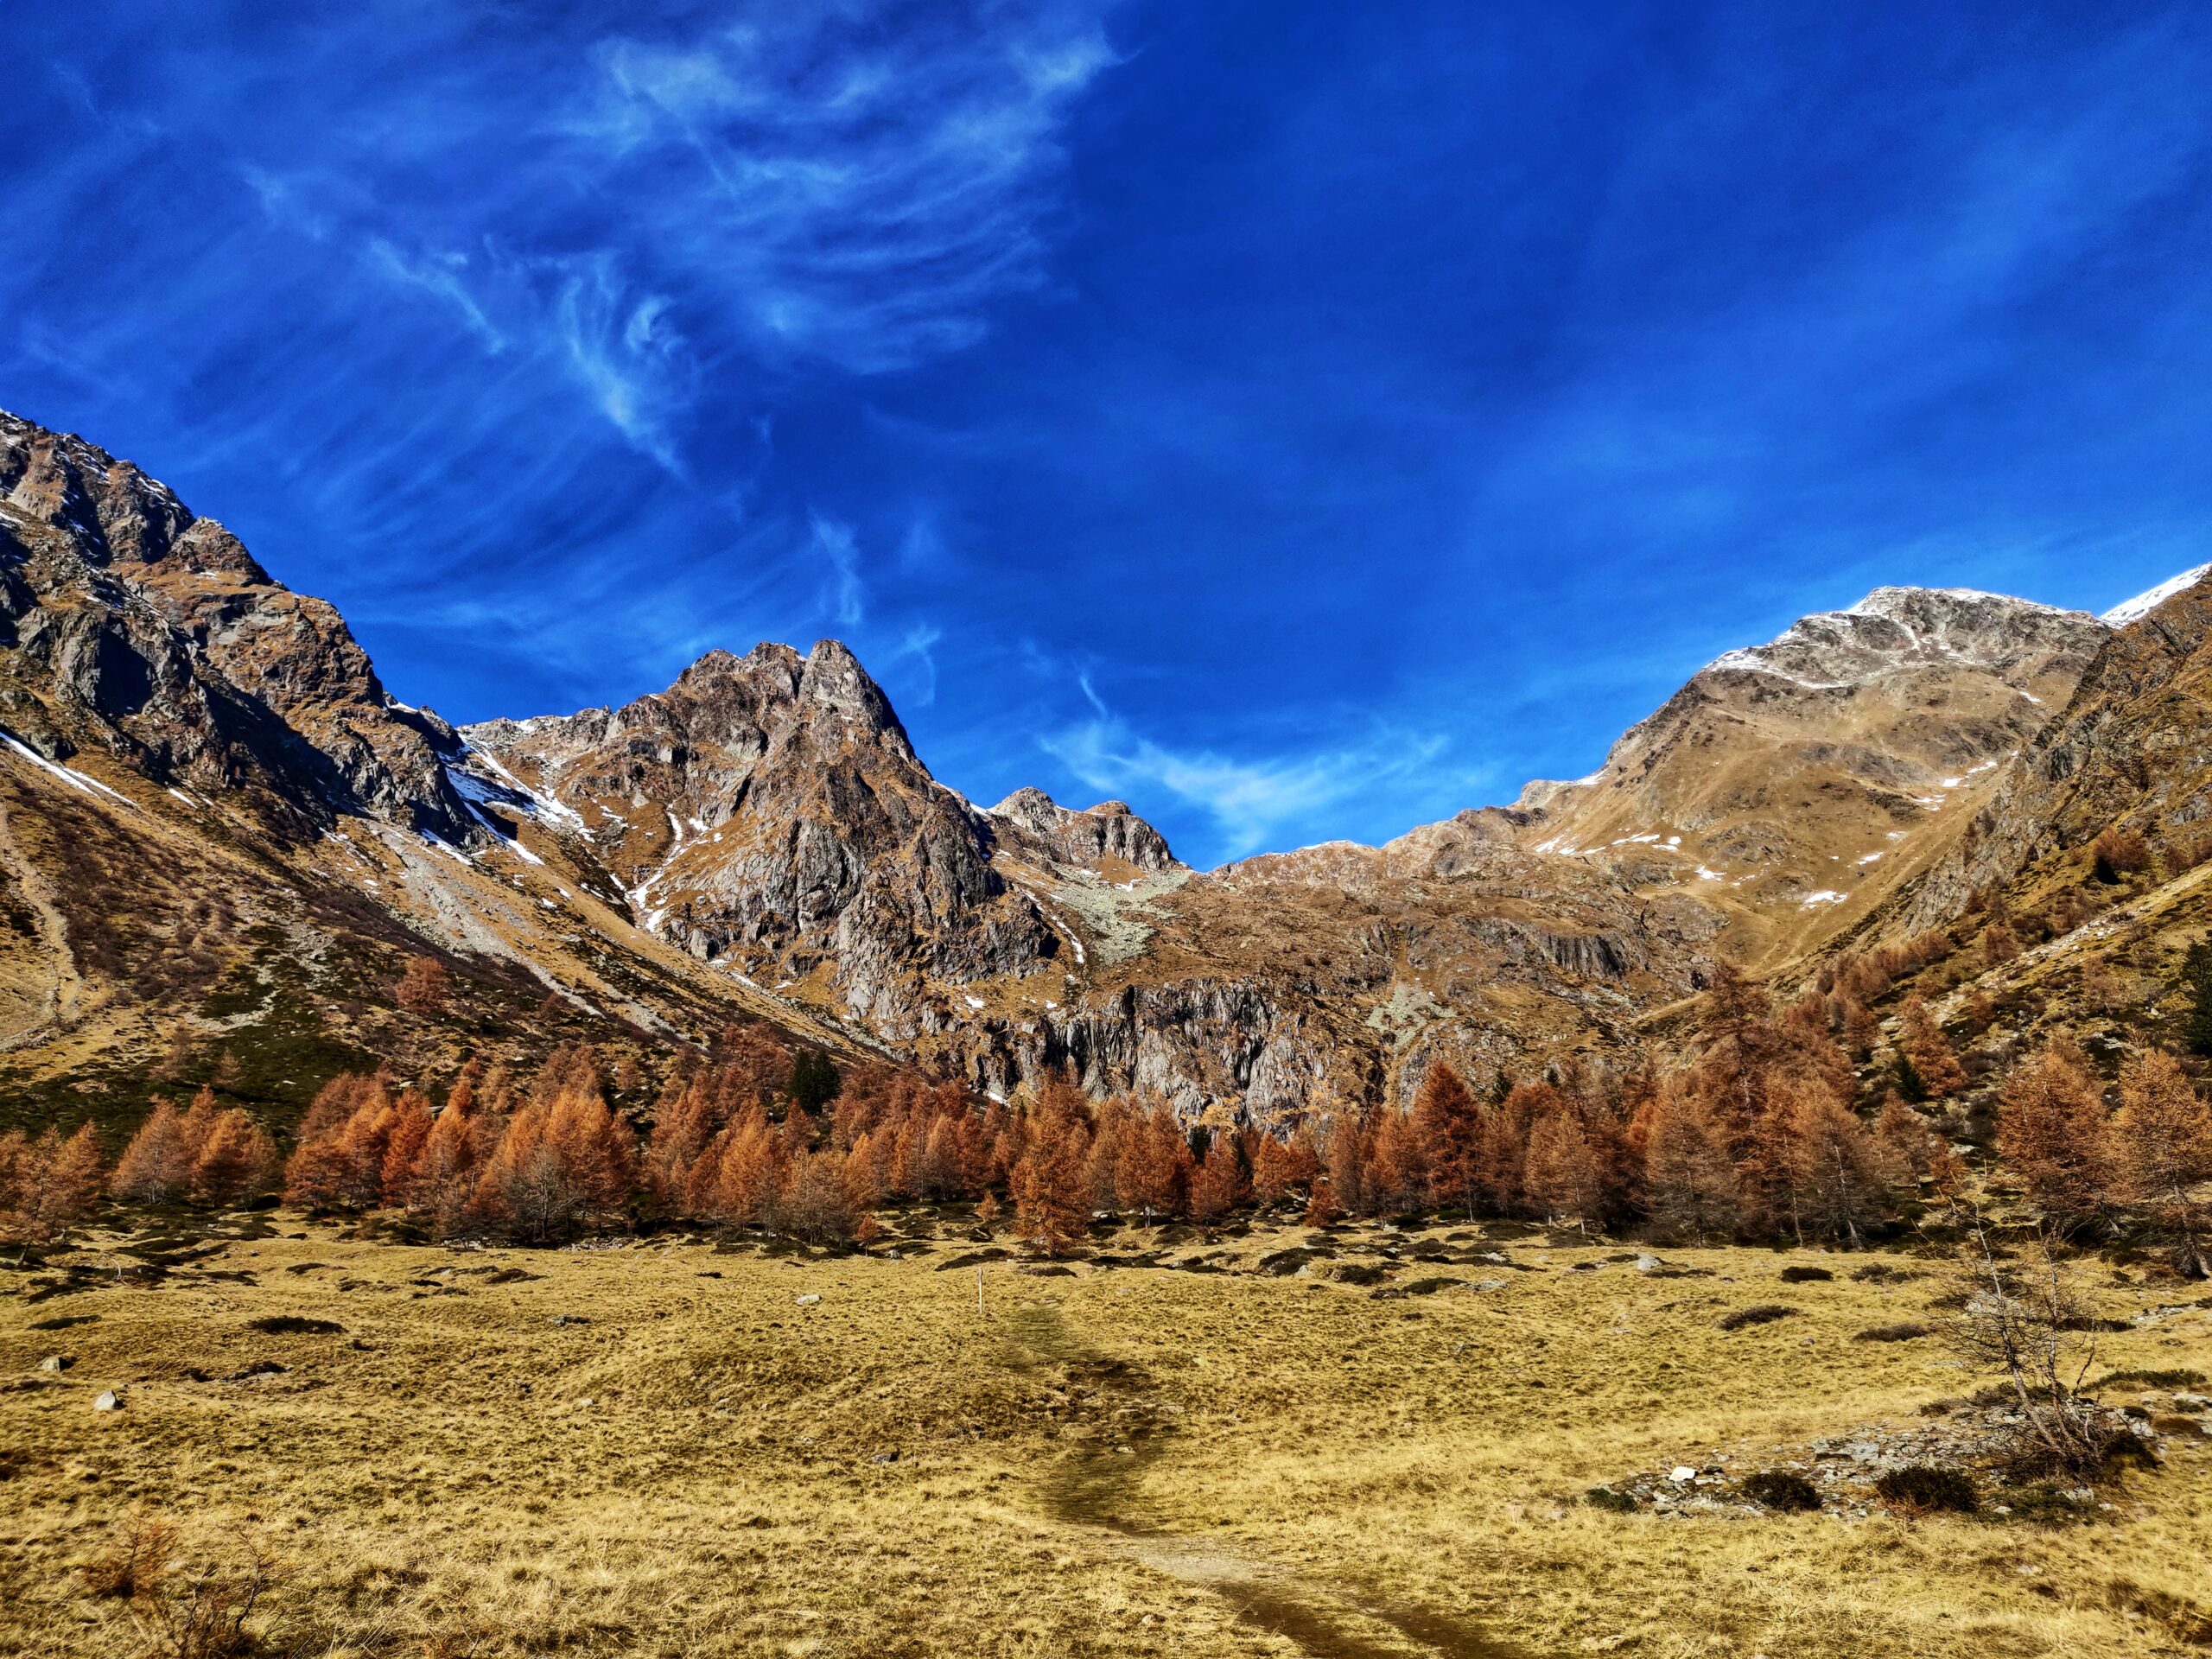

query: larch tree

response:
[1413,1060,1484,1218]
[1012,1083,1091,1256]
[468,1100,571,1243]
[1873,1091,1946,1185]
[1300,1173,1342,1229]
[777,1151,856,1245]
[394,954,452,1014]
[642,1076,716,1213]
[1189,1137,1251,1225]
[1364,1109,1426,1217]
[1997,1040,2112,1233]
[190,1110,276,1209]
[1323,1114,1371,1217]
[710,1109,787,1225]
[0,1123,105,1245]
[1115,1106,1189,1223]
[111,1101,195,1206]
[1252,1127,1320,1208]
[1522,1106,1605,1235]
[1643,1083,1743,1245]
[411,1093,482,1236]
[378,1089,435,1207]
[177,1087,223,1165]
[547,1084,638,1226]
[2109,1051,2212,1279]
[1777,1077,1895,1248]
[1896,995,1967,1101]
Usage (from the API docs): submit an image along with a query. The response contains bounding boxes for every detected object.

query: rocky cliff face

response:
[461,643,1067,1033]
[0,411,471,839]
[0,412,857,1111]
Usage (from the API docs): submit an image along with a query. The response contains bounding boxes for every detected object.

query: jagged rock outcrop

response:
[0,411,470,838]
[462,644,1064,1021]
[985,786,1179,875]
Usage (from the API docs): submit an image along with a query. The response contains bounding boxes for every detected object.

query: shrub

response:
[1582,1486,1638,1513]
[83,1517,177,1599]
[1853,1322,1931,1343]
[1779,1265,1833,1283]
[1872,1464,1978,1515]
[1718,1303,1798,1332]
[1741,1469,1821,1511]
[2088,1367,2207,1391]
[1851,1263,1918,1284]
[2091,826,2152,885]
[246,1316,344,1336]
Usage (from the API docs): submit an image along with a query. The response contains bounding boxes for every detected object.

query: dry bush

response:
[83,1517,280,1659]
[1741,1469,1820,1511]
[1718,1304,1797,1331]
[1945,1218,2136,1478]
[1872,1465,1978,1516]
[82,1516,176,1600]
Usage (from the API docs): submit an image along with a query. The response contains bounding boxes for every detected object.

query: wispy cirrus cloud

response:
[0,0,1122,731]
[208,2,1120,474]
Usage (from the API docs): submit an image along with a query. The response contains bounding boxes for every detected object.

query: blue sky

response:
[5,2,2211,867]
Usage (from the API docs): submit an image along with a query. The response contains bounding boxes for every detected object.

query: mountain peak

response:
[1701,583,2102,691]
[985,785,1179,874]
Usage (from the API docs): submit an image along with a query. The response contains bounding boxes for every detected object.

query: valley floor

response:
[2,1217,2209,1658]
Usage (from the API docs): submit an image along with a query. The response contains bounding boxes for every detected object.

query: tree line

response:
[8,964,2210,1270]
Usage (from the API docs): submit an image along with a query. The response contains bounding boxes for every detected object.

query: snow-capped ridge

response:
[2102,563,2212,627]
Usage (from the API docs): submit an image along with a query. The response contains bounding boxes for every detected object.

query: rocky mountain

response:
[0,412,473,840]
[0,413,859,1129]
[0,407,2195,1135]
[1893,564,2212,938]
[461,651,1727,1116]
[1508,587,2110,969]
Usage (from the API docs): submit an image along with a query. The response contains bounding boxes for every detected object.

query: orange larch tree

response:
[1412,1060,1484,1218]
[1523,1105,1605,1235]
[190,1110,276,1209]
[1997,1040,2112,1233]
[111,1101,195,1206]
[2110,1051,2212,1279]
[1896,995,1967,1101]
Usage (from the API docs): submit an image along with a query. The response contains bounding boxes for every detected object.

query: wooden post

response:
[976,1263,984,1318]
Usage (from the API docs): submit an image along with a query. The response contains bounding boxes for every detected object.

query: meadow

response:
[3,1215,2209,1659]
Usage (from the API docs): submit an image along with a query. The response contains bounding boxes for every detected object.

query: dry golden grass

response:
[3,1217,2209,1657]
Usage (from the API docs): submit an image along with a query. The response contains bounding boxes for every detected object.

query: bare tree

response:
[1943,1213,2126,1478]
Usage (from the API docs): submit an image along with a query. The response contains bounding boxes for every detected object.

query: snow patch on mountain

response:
[2103,563,2211,626]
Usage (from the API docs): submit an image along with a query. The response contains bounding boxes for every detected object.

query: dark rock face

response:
[0,411,469,838]
[463,643,1065,1019]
